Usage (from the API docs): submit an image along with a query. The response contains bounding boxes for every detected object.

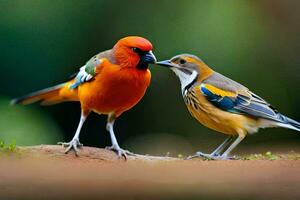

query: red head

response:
[113,36,156,69]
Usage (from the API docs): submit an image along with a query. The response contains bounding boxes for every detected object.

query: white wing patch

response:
[69,58,103,89]
[78,66,93,82]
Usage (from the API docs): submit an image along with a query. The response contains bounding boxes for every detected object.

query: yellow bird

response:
[157,54,300,160]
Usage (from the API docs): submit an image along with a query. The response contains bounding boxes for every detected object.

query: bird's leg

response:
[210,136,235,156]
[58,111,88,156]
[217,134,245,160]
[105,114,135,159]
[187,136,235,160]
[192,135,245,160]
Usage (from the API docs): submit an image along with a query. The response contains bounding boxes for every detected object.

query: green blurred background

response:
[0,0,299,156]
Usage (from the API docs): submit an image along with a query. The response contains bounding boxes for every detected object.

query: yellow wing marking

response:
[203,84,236,97]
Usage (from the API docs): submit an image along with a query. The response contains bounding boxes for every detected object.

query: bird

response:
[11,36,157,158]
[156,54,300,160]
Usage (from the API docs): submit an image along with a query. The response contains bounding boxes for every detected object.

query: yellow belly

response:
[186,94,258,136]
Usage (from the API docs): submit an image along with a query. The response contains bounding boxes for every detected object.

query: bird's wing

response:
[200,72,281,122]
[69,50,114,89]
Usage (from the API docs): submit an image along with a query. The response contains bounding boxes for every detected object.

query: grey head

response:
[156,54,203,93]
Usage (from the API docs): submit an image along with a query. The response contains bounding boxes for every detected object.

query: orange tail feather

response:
[11,83,67,106]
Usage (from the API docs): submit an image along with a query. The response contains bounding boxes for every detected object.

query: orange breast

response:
[78,65,151,117]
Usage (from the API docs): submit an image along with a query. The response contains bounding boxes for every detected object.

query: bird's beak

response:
[141,50,157,64]
[156,60,174,68]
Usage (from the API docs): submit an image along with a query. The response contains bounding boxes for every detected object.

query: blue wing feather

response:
[200,75,300,130]
[200,84,282,122]
[69,73,85,89]
[200,85,235,111]
[69,55,103,89]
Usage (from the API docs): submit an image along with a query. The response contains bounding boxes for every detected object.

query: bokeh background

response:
[0,0,299,156]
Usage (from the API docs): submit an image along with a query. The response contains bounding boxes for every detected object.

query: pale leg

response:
[187,136,235,160]
[105,114,135,159]
[58,111,87,156]
[211,136,235,156]
[219,134,245,160]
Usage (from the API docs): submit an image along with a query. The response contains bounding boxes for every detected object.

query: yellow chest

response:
[184,87,256,136]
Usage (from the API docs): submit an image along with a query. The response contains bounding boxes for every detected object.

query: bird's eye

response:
[132,47,139,53]
[179,59,186,64]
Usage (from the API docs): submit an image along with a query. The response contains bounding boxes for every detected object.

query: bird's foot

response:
[57,138,83,156]
[186,152,215,160]
[187,151,237,160]
[105,145,136,160]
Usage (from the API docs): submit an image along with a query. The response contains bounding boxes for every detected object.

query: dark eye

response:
[132,47,139,53]
[179,59,186,64]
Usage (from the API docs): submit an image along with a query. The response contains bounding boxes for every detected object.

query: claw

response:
[187,151,238,160]
[58,139,83,156]
[186,152,210,160]
[105,145,136,160]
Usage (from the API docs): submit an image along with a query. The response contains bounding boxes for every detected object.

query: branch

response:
[18,145,179,161]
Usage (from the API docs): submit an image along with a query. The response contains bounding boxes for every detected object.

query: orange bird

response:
[11,36,156,158]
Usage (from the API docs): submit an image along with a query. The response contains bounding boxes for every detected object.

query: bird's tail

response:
[11,83,68,106]
[276,114,300,132]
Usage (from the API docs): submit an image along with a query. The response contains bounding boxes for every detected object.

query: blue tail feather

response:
[278,114,300,132]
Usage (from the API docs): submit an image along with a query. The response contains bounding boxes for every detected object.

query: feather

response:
[11,83,65,105]
[200,79,300,131]
[203,72,250,97]
[200,84,235,110]
[69,58,103,89]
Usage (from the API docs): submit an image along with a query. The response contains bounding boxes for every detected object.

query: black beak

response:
[140,50,157,64]
[156,60,174,68]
